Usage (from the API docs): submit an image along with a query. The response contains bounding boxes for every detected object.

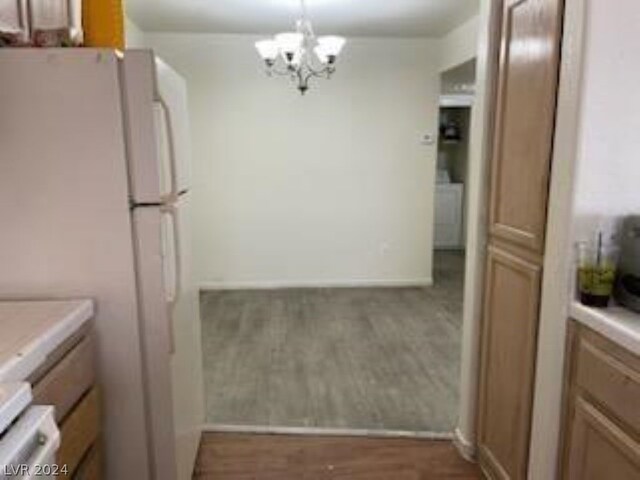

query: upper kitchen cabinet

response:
[488,0,564,253]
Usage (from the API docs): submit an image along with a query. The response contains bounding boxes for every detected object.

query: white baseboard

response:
[199,277,433,291]
[453,427,476,462]
[203,423,453,440]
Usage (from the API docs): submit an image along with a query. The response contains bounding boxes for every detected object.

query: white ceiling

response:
[127,0,480,38]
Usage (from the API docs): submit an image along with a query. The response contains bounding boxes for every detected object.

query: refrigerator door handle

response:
[161,203,181,354]
[156,96,179,204]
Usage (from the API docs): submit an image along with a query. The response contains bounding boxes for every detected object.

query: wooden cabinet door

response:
[565,397,640,480]
[488,0,564,253]
[477,0,565,478]
[477,247,542,479]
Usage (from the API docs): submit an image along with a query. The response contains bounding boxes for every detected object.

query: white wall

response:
[438,16,479,73]
[529,1,640,478]
[144,34,440,288]
[125,17,146,48]
[454,0,496,459]
[572,0,640,237]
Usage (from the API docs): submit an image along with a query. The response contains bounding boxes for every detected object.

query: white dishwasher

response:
[0,383,60,480]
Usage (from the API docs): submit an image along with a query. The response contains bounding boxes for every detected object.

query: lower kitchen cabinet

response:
[29,325,102,479]
[561,320,640,479]
[56,387,101,478]
[73,443,103,480]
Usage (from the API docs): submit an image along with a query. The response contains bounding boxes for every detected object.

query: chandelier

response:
[254,0,346,95]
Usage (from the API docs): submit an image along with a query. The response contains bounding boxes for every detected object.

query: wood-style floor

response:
[194,433,481,479]
[200,252,464,433]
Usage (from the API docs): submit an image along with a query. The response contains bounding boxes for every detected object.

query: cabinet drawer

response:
[575,334,640,434]
[32,334,96,423]
[57,387,101,479]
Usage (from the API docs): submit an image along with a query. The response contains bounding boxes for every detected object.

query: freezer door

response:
[155,57,192,195]
[131,206,178,480]
[121,50,163,204]
[121,50,192,204]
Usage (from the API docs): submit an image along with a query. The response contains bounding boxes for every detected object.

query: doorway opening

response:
[430,61,476,386]
[199,60,480,439]
[434,58,476,298]
[175,4,486,441]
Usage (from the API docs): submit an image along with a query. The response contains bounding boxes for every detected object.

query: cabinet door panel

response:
[57,388,101,479]
[489,0,564,252]
[478,247,542,479]
[566,397,640,480]
[575,337,640,433]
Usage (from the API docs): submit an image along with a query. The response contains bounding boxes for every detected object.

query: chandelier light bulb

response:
[275,32,304,60]
[314,45,330,64]
[255,40,279,62]
[317,36,346,58]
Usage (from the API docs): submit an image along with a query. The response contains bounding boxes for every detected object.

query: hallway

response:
[200,252,464,433]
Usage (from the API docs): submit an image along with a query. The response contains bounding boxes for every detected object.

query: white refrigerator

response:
[0,49,205,480]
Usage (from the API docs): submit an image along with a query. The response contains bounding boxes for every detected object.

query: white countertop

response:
[0,383,32,435]
[570,301,640,356]
[0,300,94,382]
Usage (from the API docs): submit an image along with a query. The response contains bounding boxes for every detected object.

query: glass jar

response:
[577,241,618,308]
